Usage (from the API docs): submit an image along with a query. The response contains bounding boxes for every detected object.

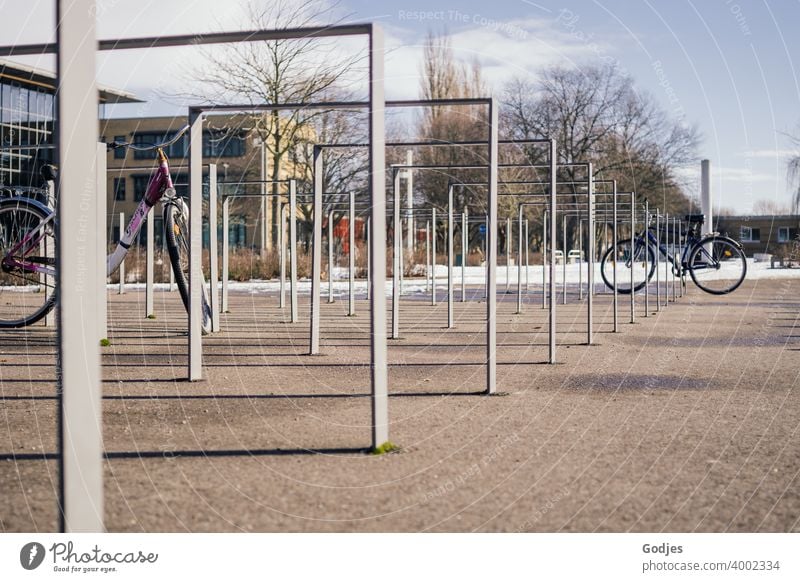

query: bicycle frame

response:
[2,148,175,281]
[1,205,56,278]
[636,226,719,273]
[106,148,175,275]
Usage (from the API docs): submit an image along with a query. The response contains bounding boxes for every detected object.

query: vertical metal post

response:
[612,182,618,332]
[118,212,125,295]
[516,205,523,314]
[431,208,437,305]
[671,218,677,302]
[392,168,400,339]
[57,0,103,532]
[505,216,511,292]
[169,250,175,291]
[406,150,414,253]
[587,163,594,345]
[484,214,488,299]
[542,212,547,309]
[259,143,267,254]
[369,25,389,448]
[366,217,371,301]
[96,143,107,341]
[279,202,286,309]
[655,210,661,312]
[447,184,454,329]
[289,179,298,323]
[644,200,649,317]
[461,208,467,302]
[44,180,56,325]
[425,220,431,292]
[221,197,229,313]
[549,139,557,364]
[399,221,404,296]
[310,157,322,354]
[701,159,713,239]
[524,218,530,292]
[578,218,583,301]
[349,191,355,316]
[678,220,683,298]
[145,208,154,318]
[327,208,335,304]
[630,192,635,323]
[562,214,567,305]
[665,213,670,305]
[486,99,499,394]
[208,164,220,332]
[188,113,203,381]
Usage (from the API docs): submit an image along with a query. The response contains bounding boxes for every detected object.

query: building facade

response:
[715,215,800,257]
[1,58,138,194]
[100,114,308,250]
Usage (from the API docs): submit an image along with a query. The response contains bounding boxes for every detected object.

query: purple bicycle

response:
[0,125,212,330]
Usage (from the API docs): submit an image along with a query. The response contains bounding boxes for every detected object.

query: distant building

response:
[715,215,800,257]
[0,58,139,191]
[100,114,310,250]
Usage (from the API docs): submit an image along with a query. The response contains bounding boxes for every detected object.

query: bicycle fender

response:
[0,196,53,218]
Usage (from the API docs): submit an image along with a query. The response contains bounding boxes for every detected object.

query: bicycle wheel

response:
[163,199,212,333]
[0,198,56,328]
[600,238,656,294]
[687,235,747,294]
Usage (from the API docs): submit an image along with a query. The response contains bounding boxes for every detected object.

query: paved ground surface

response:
[1,277,799,532]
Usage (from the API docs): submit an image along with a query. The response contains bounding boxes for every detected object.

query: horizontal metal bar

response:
[0,24,373,56]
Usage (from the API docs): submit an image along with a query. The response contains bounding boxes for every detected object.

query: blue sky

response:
[2,0,798,212]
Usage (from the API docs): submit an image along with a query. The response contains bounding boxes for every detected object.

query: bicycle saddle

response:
[41,165,57,182]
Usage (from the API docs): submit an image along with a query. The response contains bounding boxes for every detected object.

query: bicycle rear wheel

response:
[163,199,212,333]
[687,235,747,294]
[0,199,56,328]
[600,238,656,294]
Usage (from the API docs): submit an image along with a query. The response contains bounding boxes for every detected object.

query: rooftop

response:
[0,58,142,104]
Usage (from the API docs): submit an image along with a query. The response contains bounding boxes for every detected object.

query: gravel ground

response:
[1,277,799,532]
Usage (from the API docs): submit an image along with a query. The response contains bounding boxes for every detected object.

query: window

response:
[230,216,247,247]
[113,177,125,201]
[133,173,187,202]
[132,131,186,159]
[740,226,760,242]
[203,130,245,157]
[778,227,798,243]
[133,175,150,202]
[113,135,126,159]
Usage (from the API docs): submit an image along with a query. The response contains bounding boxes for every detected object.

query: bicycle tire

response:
[687,235,747,295]
[163,199,212,333]
[600,238,656,294]
[0,198,57,328]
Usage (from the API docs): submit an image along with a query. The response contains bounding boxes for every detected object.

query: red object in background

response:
[331,217,365,253]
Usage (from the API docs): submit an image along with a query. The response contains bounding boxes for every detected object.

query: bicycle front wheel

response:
[687,235,747,294]
[163,199,212,333]
[600,238,656,294]
[0,198,56,328]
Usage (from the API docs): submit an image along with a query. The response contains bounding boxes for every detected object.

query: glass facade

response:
[0,80,55,190]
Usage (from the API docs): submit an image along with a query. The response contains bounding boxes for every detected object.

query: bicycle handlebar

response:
[106,124,191,152]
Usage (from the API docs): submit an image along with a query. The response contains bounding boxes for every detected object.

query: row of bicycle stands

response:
[103,154,694,375]
[0,20,708,531]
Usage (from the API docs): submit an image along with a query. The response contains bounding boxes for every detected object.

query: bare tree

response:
[502,62,700,249]
[183,0,362,251]
[411,32,492,252]
[752,198,792,215]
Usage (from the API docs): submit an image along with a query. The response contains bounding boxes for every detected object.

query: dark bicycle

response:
[600,213,747,295]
